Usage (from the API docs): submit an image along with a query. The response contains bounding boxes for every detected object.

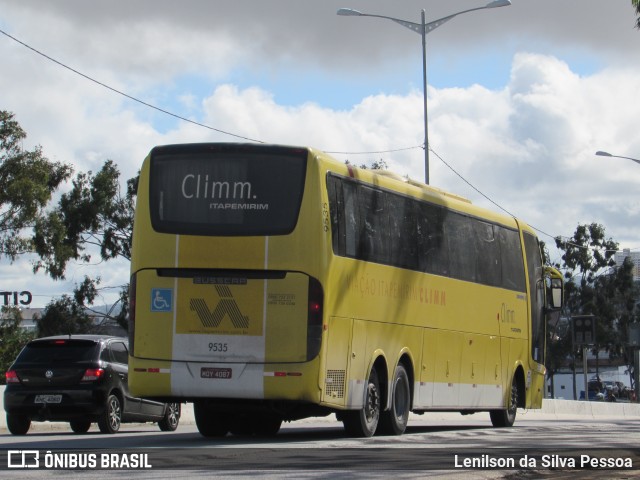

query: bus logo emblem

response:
[190,285,249,329]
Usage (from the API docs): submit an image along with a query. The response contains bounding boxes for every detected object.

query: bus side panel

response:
[416,329,436,408]
[321,316,353,407]
[528,369,545,408]
[431,330,462,406]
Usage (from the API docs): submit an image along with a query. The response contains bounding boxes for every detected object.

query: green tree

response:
[35,295,93,337]
[554,223,618,316]
[552,223,638,395]
[33,161,138,330]
[634,0,640,29]
[0,307,35,384]
[0,110,72,259]
[591,258,639,379]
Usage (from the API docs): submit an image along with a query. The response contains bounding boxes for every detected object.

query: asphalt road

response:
[1,412,639,479]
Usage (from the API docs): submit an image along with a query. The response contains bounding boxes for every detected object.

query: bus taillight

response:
[307,277,323,361]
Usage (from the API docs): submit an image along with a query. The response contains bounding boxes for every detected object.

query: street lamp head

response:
[595,151,613,157]
[337,8,363,16]
[485,0,512,8]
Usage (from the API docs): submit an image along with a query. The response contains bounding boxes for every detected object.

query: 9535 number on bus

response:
[208,342,228,352]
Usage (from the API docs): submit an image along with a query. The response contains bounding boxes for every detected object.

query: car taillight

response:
[5,370,20,384]
[81,368,105,382]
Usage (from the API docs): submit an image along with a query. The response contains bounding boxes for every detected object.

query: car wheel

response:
[70,419,92,433]
[7,413,31,435]
[158,402,181,432]
[98,393,122,434]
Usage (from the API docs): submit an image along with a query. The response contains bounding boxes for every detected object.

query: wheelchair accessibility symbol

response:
[151,288,173,312]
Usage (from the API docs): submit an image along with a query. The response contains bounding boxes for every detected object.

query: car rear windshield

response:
[16,340,99,364]
[149,144,308,236]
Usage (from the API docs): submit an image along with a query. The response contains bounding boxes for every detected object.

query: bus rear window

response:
[149,144,307,236]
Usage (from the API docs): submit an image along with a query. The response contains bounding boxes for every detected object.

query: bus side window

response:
[499,227,527,292]
[358,186,389,264]
[447,214,477,283]
[475,221,501,287]
[388,194,418,270]
[327,175,345,256]
[418,203,448,276]
[343,181,359,258]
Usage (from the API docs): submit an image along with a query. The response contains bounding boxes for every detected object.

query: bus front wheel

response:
[490,376,518,428]
[342,368,381,437]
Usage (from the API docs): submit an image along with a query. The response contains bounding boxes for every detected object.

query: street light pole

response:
[337,0,511,184]
[421,10,429,185]
[595,150,640,165]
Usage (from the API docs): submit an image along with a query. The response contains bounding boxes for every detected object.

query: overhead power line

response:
[2,26,634,256]
[0,27,264,143]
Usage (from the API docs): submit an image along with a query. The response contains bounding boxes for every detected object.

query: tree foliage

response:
[634,0,640,29]
[0,307,35,384]
[35,295,94,338]
[32,161,138,331]
[0,110,72,260]
[551,223,639,392]
[33,160,136,279]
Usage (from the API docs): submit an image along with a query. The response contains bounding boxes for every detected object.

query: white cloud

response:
[2,0,640,308]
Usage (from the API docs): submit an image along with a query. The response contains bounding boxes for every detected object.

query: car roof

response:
[28,334,127,345]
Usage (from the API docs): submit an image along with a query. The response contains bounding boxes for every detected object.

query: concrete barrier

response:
[1,385,638,432]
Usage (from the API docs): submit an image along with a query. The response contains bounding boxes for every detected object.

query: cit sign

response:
[1,291,32,306]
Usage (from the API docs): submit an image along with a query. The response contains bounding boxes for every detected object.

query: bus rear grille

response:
[325,370,346,399]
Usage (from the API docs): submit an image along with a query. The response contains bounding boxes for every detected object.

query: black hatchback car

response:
[4,335,180,435]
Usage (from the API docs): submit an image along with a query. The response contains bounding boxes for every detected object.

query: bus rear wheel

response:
[490,376,518,428]
[378,364,410,435]
[254,415,282,436]
[342,367,380,437]
[194,401,229,437]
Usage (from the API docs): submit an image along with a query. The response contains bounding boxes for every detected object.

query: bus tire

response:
[254,415,282,436]
[490,376,518,428]
[229,414,254,435]
[378,364,410,435]
[194,401,229,437]
[342,367,381,437]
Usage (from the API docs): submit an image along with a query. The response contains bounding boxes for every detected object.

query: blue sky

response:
[0,0,639,307]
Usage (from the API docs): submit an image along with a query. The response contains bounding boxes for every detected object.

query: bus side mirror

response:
[549,278,563,309]
[544,267,563,310]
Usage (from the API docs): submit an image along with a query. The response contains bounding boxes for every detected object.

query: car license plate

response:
[201,367,232,379]
[34,394,62,404]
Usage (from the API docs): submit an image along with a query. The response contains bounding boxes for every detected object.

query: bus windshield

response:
[149,144,307,236]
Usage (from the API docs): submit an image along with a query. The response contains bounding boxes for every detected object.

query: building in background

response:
[615,248,640,282]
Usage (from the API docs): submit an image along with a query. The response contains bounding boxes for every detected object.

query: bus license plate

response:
[34,394,62,404]
[201,368,232,379]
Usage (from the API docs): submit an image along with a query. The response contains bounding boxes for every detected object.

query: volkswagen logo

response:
[45,370,53,379]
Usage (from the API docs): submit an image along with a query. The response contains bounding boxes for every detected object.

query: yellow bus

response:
[128,143,563,437]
